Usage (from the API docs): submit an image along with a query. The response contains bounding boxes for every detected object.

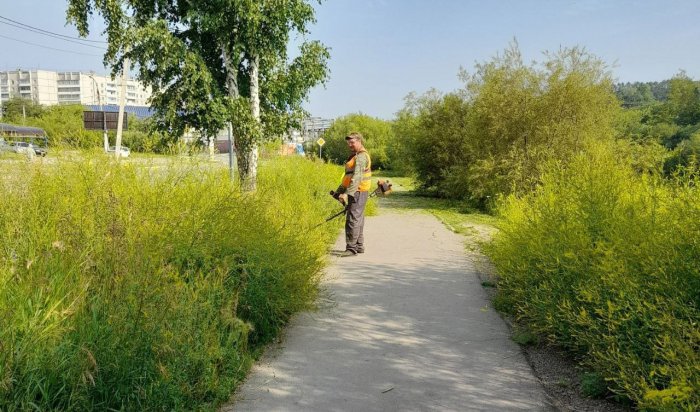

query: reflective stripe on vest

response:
[341,150,372,191]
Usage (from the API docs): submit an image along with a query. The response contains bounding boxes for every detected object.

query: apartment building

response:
[0,70,59,105]
[0,69,151,107]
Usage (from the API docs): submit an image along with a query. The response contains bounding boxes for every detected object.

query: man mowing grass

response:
[334,132,372,257]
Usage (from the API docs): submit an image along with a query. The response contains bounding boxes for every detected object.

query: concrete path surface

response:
[225,210,553,412]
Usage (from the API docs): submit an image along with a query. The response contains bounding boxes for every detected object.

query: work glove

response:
[338,193,348,206]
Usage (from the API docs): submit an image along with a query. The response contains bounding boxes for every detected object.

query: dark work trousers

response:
[345,191,369,253]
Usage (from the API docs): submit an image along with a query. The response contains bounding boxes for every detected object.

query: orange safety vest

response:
[342,150,372,191]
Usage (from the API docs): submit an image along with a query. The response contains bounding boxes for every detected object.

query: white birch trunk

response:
[208,135,215,159]
[222,45,240,182]
[243,55,261,192]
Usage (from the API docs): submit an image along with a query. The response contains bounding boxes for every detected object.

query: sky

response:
[1,0,699,120]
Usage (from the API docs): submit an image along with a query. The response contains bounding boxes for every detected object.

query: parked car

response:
[13,142,34,156]
[33,145,48,157]
[11,142,47,157]
[107,146,131,158]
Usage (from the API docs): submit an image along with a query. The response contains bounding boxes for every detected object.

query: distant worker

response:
[335,132,372,257]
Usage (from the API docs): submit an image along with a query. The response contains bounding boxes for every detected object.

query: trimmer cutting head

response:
[373,180,393,197]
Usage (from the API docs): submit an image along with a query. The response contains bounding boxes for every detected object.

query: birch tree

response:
[67,0,329,190]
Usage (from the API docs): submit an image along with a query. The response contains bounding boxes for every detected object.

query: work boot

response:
[357,249,365,254]
[340,250,357,257]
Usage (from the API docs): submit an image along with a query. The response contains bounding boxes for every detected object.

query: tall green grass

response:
[485,141,700,410]
[0,154,342,410]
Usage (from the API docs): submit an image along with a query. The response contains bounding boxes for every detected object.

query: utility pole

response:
[89,73,109,151]
[115,58,129,158]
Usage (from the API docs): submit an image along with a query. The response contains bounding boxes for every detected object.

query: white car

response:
[13,142,35,156]
[107,146,131,158]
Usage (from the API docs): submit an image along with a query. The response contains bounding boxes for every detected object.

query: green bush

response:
[485,141,700,410]
[0,154,342,410]
[0,97,45,121]
[34,104,102,148]
[121,129,173,153]
[664,131,700,175]
[581,372,608,398]
[396,44,620,207]
[321,113,396,170]
[396,92,472,196]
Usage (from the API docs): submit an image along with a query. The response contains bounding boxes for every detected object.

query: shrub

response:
[321,113,396,170]
[664,131,700,174]
[485,141,700,410]
[397,44,620,207]
[512,327,538,346]
[0,154,342,410]
[34,104,102,148]
[580,372,608,398]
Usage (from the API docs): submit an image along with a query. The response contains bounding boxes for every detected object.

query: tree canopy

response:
[395,43,620,206]
[321,113,396,170]
[1,97,45,122]
[67,0,330,190]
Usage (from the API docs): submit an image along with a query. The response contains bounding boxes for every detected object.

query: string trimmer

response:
[312,180,393,229]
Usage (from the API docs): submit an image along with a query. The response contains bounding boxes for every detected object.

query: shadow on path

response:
[225,211,553,411]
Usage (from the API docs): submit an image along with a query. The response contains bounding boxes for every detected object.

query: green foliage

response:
[512,327,538,346]
[667,72,700,126]
[0,97,45,121]
[121,115,174,153]
[67,0,330,189]
[322,113,396,170]
[664,131,700,174]
[580,372,608,398]
[1,103,101,148]
[3,104,172,151]
[396,43,619,207]
[614,81,667,108]
[34,104,102,148]
[0,154,342,410]
[485,140,700,410]
[396,91,471,195]
[390,91,435,176]
[619,72,700,174]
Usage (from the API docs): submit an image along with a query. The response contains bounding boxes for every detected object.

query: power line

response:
[0,15,107,44]
[0,20,106,50]
[0,33,104,57]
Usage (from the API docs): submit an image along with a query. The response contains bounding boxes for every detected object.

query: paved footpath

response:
[225,210,554,412]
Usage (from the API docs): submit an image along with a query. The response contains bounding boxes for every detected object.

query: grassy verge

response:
[0,153,343,410]
[484,143,700,410]
[373,172,498,241]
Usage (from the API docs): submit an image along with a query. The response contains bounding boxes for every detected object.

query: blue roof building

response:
[84,105,156,119]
